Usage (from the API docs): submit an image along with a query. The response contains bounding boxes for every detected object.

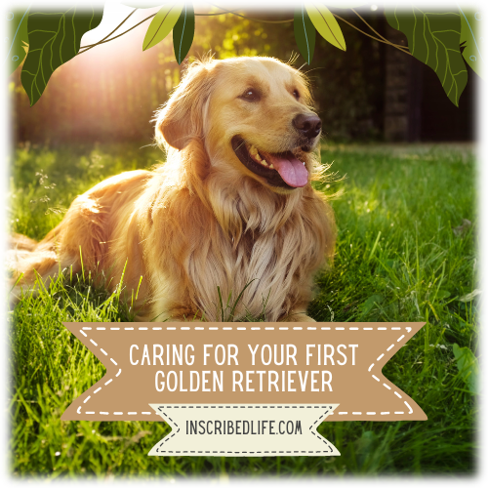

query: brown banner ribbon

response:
[62,322,427,423]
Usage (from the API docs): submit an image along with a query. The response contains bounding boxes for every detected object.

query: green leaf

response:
[121,0,171,8]
[318,0,368,8]
[305,2,346,51]
[7,8,30,74]
[385,7,468,107]
[173,4,194,65]
[20,6,103,106]
[452,344,478,394]
[436,289,451,300]
[294,7,316,65]
[358,294,384,316]
[459,8,483,78]
[142,2,183,51]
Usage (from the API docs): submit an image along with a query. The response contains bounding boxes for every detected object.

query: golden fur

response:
[10,57,336,322]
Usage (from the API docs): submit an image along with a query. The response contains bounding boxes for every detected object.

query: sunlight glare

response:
[76,3,161,77]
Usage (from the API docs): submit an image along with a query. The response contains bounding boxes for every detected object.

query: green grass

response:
[8,142,478,478]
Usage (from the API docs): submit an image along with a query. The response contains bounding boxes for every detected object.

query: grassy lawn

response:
[7,142,478,478]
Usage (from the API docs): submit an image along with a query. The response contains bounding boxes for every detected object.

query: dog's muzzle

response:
[293,114,322,150]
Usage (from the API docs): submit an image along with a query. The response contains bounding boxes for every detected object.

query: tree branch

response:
[334,12,411,55]
[77,5,242,54]
[78,11,156,54]
[76,5,410,58]
[78,9,137,54]
[210,3,293,23]
[195,2,264,17]
[351,8,411,55]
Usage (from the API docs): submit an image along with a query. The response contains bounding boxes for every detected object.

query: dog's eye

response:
[293,89,300,100]
[240,88,260,102]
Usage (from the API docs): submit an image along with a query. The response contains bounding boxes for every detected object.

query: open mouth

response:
[231,136,309,189]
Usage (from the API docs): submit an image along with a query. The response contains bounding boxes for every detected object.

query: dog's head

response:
[155,57,322,193]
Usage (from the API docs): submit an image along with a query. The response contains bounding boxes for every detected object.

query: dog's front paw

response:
[280,312,316,322]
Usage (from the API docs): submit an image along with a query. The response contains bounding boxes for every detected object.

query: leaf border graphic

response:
[0,2,34,83]
[294,6,316,64]
[20,6,103,106]
[454,0,488,83]
[173,4,195,65]
[2,0,488,106]
[305,1,346,51]
[385,6,468,106]
[142,1,184,51]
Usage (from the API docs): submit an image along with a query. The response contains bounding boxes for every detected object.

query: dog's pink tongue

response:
[267,153,309,187]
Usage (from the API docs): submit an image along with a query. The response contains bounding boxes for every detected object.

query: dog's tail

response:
[9,233,37,252]
[6,231,65,301]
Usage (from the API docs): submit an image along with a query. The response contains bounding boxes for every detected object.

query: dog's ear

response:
[155,62,215,150]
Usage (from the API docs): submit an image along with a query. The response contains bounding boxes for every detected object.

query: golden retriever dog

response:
[9,56,336,322]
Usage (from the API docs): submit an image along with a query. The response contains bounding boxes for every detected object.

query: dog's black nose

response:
[293,114,322,140]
